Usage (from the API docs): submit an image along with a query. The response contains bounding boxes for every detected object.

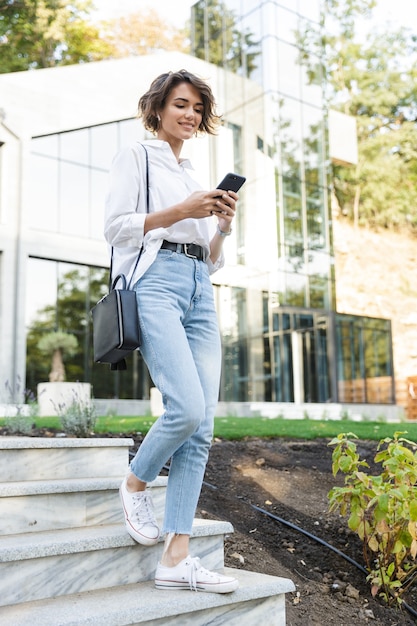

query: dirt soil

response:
[3,428,417,625]
[107,433,417,624]
[198,437,417,626]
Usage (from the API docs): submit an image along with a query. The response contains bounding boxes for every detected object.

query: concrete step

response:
[0,475,167,535]
[0,567,295,625]
[0,437,296,623]
[0,436,133,481]
[0,519,233,608]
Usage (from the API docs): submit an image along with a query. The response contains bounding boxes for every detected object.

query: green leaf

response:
[378,493,389,513]
[348,510,361,532]
[339,454,354,473]
[409,500,417,522]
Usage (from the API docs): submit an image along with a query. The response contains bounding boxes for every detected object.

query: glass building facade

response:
[0,0,395,406]
[25,120,150,401]
[191,0,394,405]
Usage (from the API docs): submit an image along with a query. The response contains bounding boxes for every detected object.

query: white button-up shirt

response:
[104,139,224,288]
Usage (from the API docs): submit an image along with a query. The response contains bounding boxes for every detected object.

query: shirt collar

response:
[141,139,194,170]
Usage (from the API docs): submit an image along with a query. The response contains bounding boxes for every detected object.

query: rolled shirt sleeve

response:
[104,146,147,248]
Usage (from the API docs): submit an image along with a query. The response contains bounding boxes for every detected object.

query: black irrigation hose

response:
[247,502,417,621]
[249,502,368,574]
[201,475,417,620]
[129,455,417,619]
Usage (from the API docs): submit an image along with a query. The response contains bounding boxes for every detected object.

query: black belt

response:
[160,240,206,261]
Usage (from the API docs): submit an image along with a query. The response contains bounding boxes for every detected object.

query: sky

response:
[368,0,417,32]
[91,0,193,25]
[91,0,417,31]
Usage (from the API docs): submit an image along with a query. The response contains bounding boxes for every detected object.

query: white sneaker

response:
[155,556,239,593]
[119,477,160,546]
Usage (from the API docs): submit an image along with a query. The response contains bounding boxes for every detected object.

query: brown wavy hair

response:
[138,69,220,135]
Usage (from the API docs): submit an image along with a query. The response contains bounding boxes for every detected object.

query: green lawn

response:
[3,414,415,442]
[211,417,417,441]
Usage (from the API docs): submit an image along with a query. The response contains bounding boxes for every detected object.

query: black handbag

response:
[91,274,140,370]
[91,145,149,371]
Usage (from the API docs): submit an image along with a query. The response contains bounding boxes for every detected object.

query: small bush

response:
[3,379,37,435]
[328,432,417,606]
[4,412,34,435]
[55,399,97,438]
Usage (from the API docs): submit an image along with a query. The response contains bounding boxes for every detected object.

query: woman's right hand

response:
[181,189,237,220]
[144,189,237,233]
[179,190,221,219]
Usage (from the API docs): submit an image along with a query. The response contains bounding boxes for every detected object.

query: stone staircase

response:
[0,436,295,625]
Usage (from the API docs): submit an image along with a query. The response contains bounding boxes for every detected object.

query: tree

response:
[191,0,259,77]
[328,25,417,231]
[98,8,189,58]
[0,2,192,74]
[299,0,417,233]
[0,0,113,73]
[37,331,78,382]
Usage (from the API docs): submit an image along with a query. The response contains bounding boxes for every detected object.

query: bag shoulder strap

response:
[143,144,149,211]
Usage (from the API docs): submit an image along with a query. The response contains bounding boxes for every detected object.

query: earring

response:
[157,114,161,121]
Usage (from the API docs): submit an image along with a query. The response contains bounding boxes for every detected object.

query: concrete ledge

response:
[0,568,295,625]
[0,519,234,562]
[216,401,404,422]
[0,519,234,606]
[0,475,167,497]
[1,400,406,422]
[0,437,134,449]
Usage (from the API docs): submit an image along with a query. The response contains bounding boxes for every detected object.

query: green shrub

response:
[3,379,37,435]
[4,412,34,435]
[328,432,417,606]
[55,398,97,437]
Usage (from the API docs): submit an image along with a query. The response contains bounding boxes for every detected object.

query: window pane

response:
[298,0,321,22]
[276,6,299,45]
[278,42,301,99]
[32,134,58,158]
[91,124,118,170]
[119,119,142,148]
[25,258,58,326]
[28,155,58,230]
[91,169,108,240]
[60,162,89,236]
[280,98,302,178]
[303,104,324,177]
[60,129,89,165]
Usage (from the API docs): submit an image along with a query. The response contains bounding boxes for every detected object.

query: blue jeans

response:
[130,249,221,535]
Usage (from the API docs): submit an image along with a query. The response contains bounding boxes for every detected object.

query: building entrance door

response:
[287,314,330,404]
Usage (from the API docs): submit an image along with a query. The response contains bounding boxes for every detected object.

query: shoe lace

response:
[131,492,157,528]
[186,557,216,592]
[187,557,200,592]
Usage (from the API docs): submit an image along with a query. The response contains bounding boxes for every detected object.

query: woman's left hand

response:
[212,190,238,233]
[209,190,238,264]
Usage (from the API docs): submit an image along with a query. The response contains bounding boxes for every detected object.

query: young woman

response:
[104,69,239,593]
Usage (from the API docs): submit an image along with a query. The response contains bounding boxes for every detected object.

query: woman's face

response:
[157,82,204,145]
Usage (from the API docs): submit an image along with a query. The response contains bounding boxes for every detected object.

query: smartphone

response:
[216,172,246,193]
